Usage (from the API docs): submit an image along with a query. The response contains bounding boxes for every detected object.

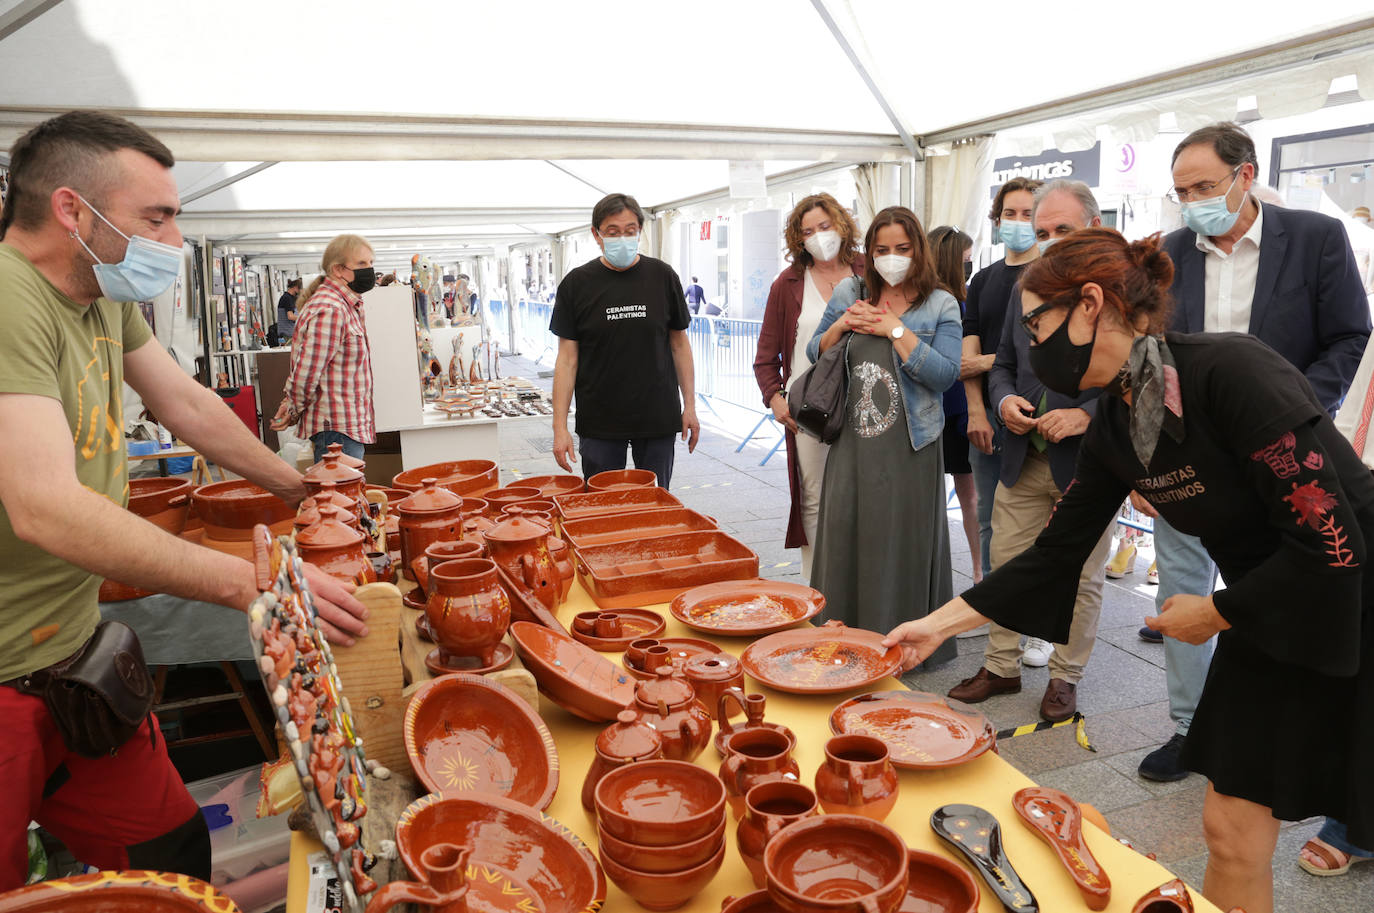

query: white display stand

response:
[393,408,503,467]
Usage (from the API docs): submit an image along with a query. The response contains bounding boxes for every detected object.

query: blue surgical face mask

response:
[1180,170,1245,238]
[1038,237,1058,254]
[601,235,639,269]
[73,194,181,301]
[998,220,1036,253]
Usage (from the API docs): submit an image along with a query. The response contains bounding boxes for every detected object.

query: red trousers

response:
[0,685,202,891]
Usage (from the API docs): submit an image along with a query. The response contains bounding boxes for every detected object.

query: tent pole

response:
[0,0,65,43]
[180,162,278,205]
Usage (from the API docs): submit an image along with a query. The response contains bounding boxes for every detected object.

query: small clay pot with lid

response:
[295,481,361,531]
[684,653,745,720]
[396,478,466,582]
[631,666,711,762]
[483,514,560,611]
[303,448,366,502]
[296,504,378,586]
[582,709,665,812]
[321,441,365,470]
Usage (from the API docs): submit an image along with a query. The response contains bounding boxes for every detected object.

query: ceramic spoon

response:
[930,804,1038,913]
[1130,878,1194,913]
[1012,787,1111,910]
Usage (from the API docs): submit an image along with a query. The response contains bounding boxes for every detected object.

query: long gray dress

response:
[811,332,956,669]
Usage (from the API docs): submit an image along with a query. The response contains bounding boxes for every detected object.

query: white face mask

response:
[873,254,912,288]
[803,229,842,263]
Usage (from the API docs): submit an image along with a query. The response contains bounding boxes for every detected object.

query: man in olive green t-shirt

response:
[0,112,369,890]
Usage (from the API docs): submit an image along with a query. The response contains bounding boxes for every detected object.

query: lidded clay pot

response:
[582,709,665,812]
[631,667,711,762]
[396,479,465,582]
[296,504,378,586]
[483,514,560,611]
[295,480,361,530]
[684,653,745,720]
[814,735,899,823]
[303,448,366,502]
[719,727,800,820]
[321,441,365,471]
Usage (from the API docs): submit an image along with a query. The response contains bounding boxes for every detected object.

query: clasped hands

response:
[840,299,901,337]
[999,395,1090,443]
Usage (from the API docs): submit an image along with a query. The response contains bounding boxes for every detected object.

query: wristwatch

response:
[889,325,906,340]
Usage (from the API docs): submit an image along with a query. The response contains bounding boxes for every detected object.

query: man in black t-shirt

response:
[276,277,301,342]
[550,193,699,488]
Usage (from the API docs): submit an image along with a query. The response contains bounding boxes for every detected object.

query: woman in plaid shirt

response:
[270,234,377,461]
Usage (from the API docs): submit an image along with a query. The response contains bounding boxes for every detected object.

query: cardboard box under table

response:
[287,579,1221,913]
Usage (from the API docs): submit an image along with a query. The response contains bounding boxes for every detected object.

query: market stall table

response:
[286,579,1223,913]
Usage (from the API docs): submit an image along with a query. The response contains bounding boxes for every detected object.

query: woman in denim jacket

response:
[805,206,963,667]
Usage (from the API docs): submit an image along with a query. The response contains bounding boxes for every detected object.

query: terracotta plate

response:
[404,673,559,810]
[622,636,725,680]
[670,579,825,636]
[740,622,901,695]
[0,871,242,912]
[394,792,605,913]
[828,690,996,770]
[569,609,667,651]
[509,621,637,721]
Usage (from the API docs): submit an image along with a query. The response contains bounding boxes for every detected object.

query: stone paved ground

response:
[495,351,1372,913]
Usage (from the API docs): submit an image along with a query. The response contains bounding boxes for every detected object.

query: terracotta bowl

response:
[393,460,499,497]
[483,486,542,516]
[763,814,909,913]
[903,849,980,913]
[595,759,727,846]
[587,468,658,491]
[394,792,605,913]
[520,473,586,498]
[404,673,559,810]
[191,480,295,540]
[0,871,241,911]
[597,815,726,873]
[509,621,635,721]
[600,840,726,912]
[721,890,788,913]
[127,477,193,533]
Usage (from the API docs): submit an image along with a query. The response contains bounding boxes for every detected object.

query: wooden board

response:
[330,582,407,774]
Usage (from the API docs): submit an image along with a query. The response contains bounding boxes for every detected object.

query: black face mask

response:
[963,261,973,281]
[1027,305,1097,396]
[347,266,376,295]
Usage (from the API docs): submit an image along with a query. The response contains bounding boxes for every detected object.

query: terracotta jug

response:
[814,735,899,822]
[364,842,470,913]
[295,481,361,531]
[581,709,665,812]
[424,557,511,668]
[719,727,801,820]
[303,448,366,503]
[715,688,796,757]
[396,479,466,582]
[684,653,745,720]
[296,504,379,586]
[737,781,819,888]
[483,515,560,611]
[631,667,712,762]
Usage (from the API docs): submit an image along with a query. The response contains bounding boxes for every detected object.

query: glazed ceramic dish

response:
[828,690,997,770]
[931,804,1038,913]
[509,621,637,721]
[1012,787,1110,911]
[594,759,728,846]
[740,622,902,695]
[586,468,658,491]
[0,871,244,912]
[623,636,725,680]
[569,608,667,651]
[763,814,909,913]
[404,673,559,810]
[901,849,981,913]
[518,473,586,498]
[392,459,499,497]
[559,507,717,551]
[599,841,726,912]
[574,530,760,609]
[670,579,825,636]
[553,486,683,522]
[394,792,605,913]
[191,480,295,540]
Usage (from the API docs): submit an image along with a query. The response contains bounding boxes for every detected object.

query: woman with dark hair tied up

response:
[805,206,962,664]
[884,228,1374,913]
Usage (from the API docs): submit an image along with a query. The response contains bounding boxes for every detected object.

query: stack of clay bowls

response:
[593,759,727,911]
[100,477,195,601]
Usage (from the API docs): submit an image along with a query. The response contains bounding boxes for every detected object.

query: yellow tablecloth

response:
[288,580,1220,913]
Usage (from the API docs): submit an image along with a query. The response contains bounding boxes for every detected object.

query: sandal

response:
[1298,837,1373,877]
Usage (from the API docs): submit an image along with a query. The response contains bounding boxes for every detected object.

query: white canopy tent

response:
[1,0,1373,268]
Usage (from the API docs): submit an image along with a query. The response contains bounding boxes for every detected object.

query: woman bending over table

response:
[883,229,1373,913]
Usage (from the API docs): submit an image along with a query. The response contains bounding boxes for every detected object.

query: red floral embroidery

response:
[1250,431,1300,478]
[1321,515,1359,568]
[1283,480,1338,530]
[1303,451,1325,471]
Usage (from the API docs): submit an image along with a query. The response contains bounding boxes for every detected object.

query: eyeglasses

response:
[1166,165,1241,205]
[1018,292,1078,342]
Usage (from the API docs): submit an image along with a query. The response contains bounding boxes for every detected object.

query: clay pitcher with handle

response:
[719,727,800,820]
[814,734,899,822]
[364,842,470,913]
[630,667,711,762]
[737,781,818,888]
[482,514,560,611]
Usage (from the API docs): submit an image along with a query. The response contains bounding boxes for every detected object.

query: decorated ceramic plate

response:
[740,621,901,695]
[670,579,825,636]
[828,690,996,770]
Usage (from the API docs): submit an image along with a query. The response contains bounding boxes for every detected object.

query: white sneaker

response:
[1023,637,1052,667]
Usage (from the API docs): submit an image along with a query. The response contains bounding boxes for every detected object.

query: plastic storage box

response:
[188,765,290,908]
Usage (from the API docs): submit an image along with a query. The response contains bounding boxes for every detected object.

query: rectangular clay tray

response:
[553,486,684,522]
[560,507,717,551]
[574,530,759,609]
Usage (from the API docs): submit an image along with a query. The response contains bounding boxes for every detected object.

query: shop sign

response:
[989,143,1101,196]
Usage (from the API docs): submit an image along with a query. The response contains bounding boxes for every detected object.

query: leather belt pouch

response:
[32,621,155,758]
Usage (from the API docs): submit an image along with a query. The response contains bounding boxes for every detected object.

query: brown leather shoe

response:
[1040,678,1077,722]
[947,667,1021,703]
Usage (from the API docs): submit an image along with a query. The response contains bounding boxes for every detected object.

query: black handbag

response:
[9,621,156,758]
[789,330,850,444]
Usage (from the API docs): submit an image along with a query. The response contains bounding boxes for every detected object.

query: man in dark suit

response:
[948,179,1115,722]
[1137,122,1372,783]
